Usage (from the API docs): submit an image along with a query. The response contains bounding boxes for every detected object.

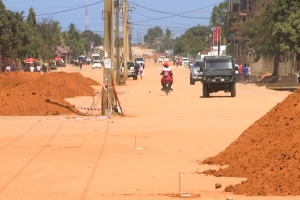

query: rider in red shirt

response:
[160,61,173,91]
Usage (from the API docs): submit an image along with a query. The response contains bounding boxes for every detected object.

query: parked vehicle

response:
[190,60,204,85]
[92,60,102,69]
[50,61,57,70]
[120,61,138,80]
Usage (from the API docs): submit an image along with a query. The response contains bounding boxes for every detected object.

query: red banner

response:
[212,26,221,43]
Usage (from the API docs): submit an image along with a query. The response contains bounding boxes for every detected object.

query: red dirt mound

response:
[202,89,300,196]
[0,71,100,116]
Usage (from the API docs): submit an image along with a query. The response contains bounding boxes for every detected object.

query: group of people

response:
[4,64,18,72]
[174,56,182,67]
[237,64,251,84]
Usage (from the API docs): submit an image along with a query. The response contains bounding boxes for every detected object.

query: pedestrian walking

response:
[242,64,248,84]
[139,63,144,80]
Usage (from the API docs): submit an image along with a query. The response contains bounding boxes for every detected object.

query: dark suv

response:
[201,56,236,97]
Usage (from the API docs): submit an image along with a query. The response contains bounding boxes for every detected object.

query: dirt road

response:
[0,60,297,200]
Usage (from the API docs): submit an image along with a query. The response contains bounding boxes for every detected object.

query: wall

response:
[0,55,14,72]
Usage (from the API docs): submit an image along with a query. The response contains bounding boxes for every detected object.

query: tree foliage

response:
[210,0,230,39]
[63,23,85,56]
[36,18,62,61]
[81,30,103,54]
[173,25,211,57]
[144,26,163,48]
[244,0,300,75]
[0,2,103,62]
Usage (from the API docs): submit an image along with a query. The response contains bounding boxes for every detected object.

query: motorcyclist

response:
[160,61,173,91]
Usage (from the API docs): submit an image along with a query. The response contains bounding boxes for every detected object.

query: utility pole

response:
[122,0,128,80]
[102,0,115,115]
[129,25,132,60]
[115,0,121,84]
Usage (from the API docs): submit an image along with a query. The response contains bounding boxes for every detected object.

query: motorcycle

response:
[162,77,171,95]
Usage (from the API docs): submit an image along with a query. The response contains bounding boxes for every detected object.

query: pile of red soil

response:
[202,89,300,196]
[0,71,100,116]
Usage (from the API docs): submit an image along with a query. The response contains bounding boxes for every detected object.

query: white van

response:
[92,53,100,61]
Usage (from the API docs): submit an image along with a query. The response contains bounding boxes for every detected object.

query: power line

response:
[132,23,194,29]
[128,1,221,21]
[130,1,222,24]
[4,0,42,5]
[36,0,104,16]
[131,12,191,27]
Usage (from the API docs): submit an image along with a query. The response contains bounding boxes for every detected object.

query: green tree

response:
[81,30,94,54]
[81,30,103,54]
[173,25,210,56]
[27,7,36,27]
[63,23,85,56]
[245,0,300,76]
[6,11,30,60]
[0,1,9,57]
[162,28,174,52]
[144,26,163,49]
[210,0,230,39]
[35,18,62,61]
[21,7,39,58]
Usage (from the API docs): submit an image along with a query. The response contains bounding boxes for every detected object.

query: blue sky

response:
[4,0,223,41]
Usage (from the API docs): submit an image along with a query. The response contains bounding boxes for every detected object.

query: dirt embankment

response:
[0,71,100,116]
[202,89,300,196]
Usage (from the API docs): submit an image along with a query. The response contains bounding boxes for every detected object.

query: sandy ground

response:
[0,59,298,200]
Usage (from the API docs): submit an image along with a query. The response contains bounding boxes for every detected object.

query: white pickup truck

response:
[158,56,169,63]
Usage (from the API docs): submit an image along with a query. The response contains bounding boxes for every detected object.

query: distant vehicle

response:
[158,56,165,63]
[120,61,138,80]
[92,53,100,61]
[78,56,88,65]
[50,61,57,70]
[190,60,204,85]
[201,56,236,97]
[134,57,145,67]
[181,57,190,67]
[92,60,102,69]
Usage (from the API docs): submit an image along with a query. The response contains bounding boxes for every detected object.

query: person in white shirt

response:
[36,65,41,72]
[29,65,35,72]
[5,65,11,72]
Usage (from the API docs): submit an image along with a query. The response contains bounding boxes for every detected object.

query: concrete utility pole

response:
[102,0,115,115]
[115,0,121,84]
[129,25,132,60]
[122,0,128,80]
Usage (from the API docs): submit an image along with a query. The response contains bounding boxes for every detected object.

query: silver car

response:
[120,61,138,80]
[190,60,204,85]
